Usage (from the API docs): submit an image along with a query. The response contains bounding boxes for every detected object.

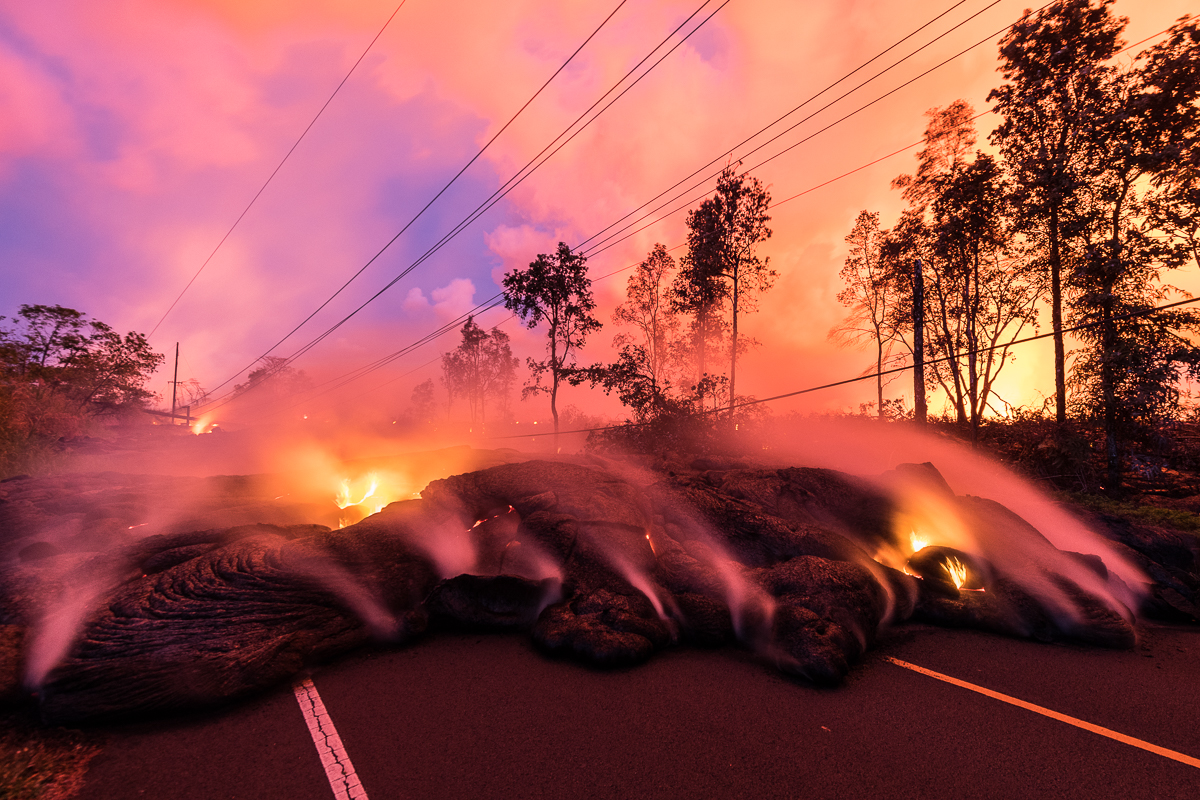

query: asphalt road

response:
[74,623,1200,800]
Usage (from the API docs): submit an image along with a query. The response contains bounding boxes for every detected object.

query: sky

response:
[0,0,1194,425]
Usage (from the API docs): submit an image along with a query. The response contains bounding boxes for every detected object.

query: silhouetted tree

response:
[0,305,163,475]
[503,242,601,449]
[889,105,1041,432]
[410,378,437,426]
[232,356,311,404]
[1,304,164,413]
[701,165,775,415]
[671,166,775,416]
[671,206,728,405]
[988,0,1125,424]
[1065,16,1200,491]
[830,210,901,418]
[589,244,689,422]
[441,317,518,435]
[930,152,1041,438]
[1140,19,1200,272]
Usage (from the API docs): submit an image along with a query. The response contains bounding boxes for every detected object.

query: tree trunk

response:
[1101,296,1119,494]
[913,258,926,425]
[876,341,884,419]
[729,272,739,418]
[550,334,560,453]
[550,371,560,453]
[1102,190,1127,495]
[968,246,979,443]
[1050,203,1067,425]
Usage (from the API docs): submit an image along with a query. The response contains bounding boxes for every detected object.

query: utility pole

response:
[170,342,179,424]
[913,259,926,425]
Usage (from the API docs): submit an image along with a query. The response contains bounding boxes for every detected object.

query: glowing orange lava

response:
[336,474,379,510]
[336,474,381,528]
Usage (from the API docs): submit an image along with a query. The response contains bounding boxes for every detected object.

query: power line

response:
[579,0,1055,260]
[578,5,1177,262]
[573,0,984,254]
[199,0,725,404]
[199,0,979,408]
[490,295,1200,440]
[273,0,730,369]
[207,0,634,397]
[195,9,1180,419]
[148,0,411,339]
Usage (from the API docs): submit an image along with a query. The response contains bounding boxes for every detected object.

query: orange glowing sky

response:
[1,0,1193,422]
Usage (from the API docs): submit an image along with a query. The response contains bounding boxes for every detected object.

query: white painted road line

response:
[885,656,1200,770]
[293,677,370,800]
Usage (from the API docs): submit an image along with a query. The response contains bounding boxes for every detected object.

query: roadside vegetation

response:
[0,305,163,479]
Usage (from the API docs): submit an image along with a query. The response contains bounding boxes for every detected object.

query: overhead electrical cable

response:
[578,2,1173,262]
[201,0,726,404]
[572,0,978,253]
[196,0,1039,417]
[200,0,634,399]
[148,0,411,339]
[578,0,1054,260]
[198,8,1178,420]
[267,0,731,367]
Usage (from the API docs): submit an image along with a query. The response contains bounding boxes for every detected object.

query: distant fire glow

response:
[336,474,382,529]
[910,531,928,553]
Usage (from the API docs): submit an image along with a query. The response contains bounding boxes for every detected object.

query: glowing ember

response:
[910,531,928,553]
[645,532,656,555]
[943,557,969,589]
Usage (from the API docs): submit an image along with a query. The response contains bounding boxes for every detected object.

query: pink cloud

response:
[0,0,1192,420]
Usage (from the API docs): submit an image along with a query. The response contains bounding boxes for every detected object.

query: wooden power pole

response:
[913,259,926,425]
[170,342,179,424]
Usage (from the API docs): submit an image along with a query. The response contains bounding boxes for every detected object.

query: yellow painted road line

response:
[885,656,1200,770]
[294,677,370,799]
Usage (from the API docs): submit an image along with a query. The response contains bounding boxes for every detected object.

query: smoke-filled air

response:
[1,4,1199,789]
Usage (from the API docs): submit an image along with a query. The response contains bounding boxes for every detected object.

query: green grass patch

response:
[0,712,100,800]
[1060,491,1200,537]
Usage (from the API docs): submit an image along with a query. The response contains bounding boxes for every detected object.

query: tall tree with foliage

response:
[232,356,311,405]
[441,316,518,434]
[830,210,901,418]
[1,305,164,413]
[988,0,1125,425]
[613,244,683,391]
[930,152,1041,437]
[1140,16,1200,271]
[503,242,601,449]
[888,104,1041,430]
[1065,16,1200,492]
[671,210,728,405]
[678,164,775,415]
[591,244,688,421]
[0,305,163,475]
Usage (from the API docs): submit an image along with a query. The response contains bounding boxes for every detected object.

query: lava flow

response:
[334,474,388,528]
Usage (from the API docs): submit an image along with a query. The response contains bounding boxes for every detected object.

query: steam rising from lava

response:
[2,412,1167,723]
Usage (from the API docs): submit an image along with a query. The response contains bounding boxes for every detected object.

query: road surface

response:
[74,622,1200,799]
